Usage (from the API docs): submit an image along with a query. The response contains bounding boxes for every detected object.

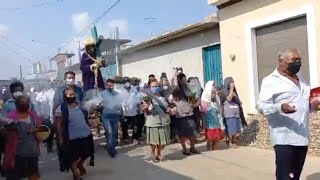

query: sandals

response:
[73,176,83,180]
[77,164,87,176]
[152,157,160,163]
[158,156,167,162]
[190,148,201,154]
[182,150,191,156]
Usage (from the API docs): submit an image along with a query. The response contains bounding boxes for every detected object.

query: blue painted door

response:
[202,44,223,87]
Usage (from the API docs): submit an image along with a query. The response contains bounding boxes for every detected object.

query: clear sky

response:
[0,0,217,79]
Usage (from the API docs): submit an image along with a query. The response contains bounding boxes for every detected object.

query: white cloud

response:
[71,12,91,33]
[107,19,129,36]
[64,16,129,63]
[0,24,9,35]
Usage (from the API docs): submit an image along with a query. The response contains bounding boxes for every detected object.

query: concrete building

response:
[208,0,320,114]
[50,53,75,81]
[119,15,221,86]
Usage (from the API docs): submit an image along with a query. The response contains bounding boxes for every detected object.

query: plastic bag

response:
[119,86,141,115]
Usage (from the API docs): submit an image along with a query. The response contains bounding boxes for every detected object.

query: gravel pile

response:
[239,112,320,156]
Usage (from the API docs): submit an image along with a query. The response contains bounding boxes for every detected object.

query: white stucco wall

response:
[119,27,220,86]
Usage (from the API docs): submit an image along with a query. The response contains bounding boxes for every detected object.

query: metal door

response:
[256,16,308,88]
[203,44,223,87]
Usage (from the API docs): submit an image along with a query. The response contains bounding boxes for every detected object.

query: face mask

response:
[124,82,131,88]
[107,87,114,92]
[13,91,23,98]
[66,79,75,85]
[151,87,161,94]
[17,104,29,112]
[163,86,169,90]
[287,61,301,75]
[65,97,76,104]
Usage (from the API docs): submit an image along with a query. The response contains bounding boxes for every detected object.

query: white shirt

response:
[256,69,310,146]
[35,89,55,123]
[44,89,55,123]
[121,86,139,117]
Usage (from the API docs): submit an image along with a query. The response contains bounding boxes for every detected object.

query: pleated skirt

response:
[146,125,170,145]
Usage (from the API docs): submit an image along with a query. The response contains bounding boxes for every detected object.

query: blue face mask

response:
[150,87,161,94]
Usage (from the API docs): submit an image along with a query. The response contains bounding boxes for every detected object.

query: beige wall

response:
[217,0,320,114]
[119,27,220,86]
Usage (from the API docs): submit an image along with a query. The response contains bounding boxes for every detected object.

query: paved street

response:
[38,139,320,180]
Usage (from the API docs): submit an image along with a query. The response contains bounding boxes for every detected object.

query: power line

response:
[0,0,64,12]
[55,0,121,52]
[0,40,32,62]
[0,35,35,57]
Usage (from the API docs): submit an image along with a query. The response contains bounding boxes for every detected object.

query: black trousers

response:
[274,145,308,180]
[170,116,178,140]
[42,118,55,152]
[134,114,145,140]
[121,116,135,140]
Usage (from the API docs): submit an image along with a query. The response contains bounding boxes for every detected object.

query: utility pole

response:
[115,26,120,76]
[77,41,81,63]
[19,65,22,80]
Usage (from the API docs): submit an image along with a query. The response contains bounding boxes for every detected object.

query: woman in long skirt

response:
[143,80,171,163]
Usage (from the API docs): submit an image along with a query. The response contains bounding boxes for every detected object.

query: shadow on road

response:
[306,172,320,180]
[239,119,259,146]
[40,140,195,180]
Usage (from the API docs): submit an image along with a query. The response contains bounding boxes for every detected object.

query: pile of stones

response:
[239,112,320,156]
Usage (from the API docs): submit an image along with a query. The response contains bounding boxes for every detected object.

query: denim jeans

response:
[102,116,119,153]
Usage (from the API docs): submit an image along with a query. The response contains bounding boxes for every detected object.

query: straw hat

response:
[84,37,96,46]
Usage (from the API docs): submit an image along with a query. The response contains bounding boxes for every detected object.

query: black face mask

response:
[287,61,301,75]
[65,97,76,104]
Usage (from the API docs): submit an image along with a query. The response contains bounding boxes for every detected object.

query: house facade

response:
[119,16,222,87]
[208,0,320,114]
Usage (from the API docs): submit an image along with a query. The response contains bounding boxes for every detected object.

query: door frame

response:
[202,43,222,86]
[245,5,318,113]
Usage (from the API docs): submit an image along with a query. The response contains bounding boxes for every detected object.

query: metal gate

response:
[202,44,223,87]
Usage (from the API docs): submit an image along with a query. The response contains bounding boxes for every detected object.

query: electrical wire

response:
[0,35,35,57]
[0,0,64,11]
[55,0,120,52]
[0,40,32,62]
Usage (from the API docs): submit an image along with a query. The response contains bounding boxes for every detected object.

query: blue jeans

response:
[101,116,119,153]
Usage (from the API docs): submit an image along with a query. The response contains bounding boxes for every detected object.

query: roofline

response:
[49,53,75,61]
[118,16,219,55]
[215,0,242,9]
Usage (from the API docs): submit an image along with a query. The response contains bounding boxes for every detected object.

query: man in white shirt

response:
[36,84,56,153]
[256,48,310,180]
[121,80,140,144]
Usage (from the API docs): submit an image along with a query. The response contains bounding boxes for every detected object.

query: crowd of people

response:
[0,44,311,180]
[0,66,247,180]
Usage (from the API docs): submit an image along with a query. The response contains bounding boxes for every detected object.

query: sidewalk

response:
[40,141,320,180]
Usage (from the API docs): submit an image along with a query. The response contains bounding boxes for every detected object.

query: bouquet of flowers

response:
[310,87,320,110]
[114,76,124,84]
[142,95,153,111]
[130,77,141,86]
[143,95,152,104]
[186,91,197,104]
